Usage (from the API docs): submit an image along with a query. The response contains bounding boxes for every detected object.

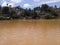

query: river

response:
[0,20,60,45]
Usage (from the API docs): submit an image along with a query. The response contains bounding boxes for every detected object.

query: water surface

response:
[0,20,60,45]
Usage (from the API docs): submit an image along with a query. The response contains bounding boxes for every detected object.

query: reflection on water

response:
[0,20,60,45]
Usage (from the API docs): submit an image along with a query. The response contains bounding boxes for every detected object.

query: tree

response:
[34,7,41,11]
[2,6,9,14]
[55,5,57,9]
[41,4,49,12]
[0,5,1,10]
[32,11,40,19]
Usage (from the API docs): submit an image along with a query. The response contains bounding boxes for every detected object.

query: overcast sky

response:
[0,0,60,9]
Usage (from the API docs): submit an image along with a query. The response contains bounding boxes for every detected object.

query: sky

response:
[0,0,60,9]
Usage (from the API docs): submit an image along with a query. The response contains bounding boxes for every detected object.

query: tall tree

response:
[41,4,49,12]
[2,6,9,14]
[55,5,57,9]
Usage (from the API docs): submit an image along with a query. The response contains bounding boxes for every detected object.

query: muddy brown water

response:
[0,20,60,45]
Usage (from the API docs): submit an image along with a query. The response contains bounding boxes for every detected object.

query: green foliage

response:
[0,4,59,20]
[41,4,49,12]
[2,6,9,14]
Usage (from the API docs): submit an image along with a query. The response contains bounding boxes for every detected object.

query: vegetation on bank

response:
[0,4,60,20]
